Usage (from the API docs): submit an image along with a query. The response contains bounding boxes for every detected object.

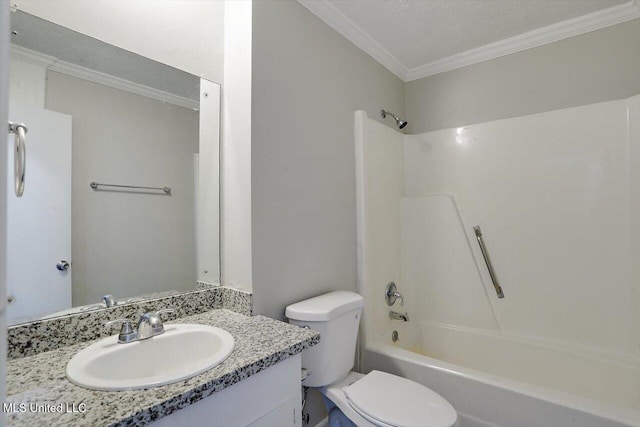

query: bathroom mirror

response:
[6,10,220,325]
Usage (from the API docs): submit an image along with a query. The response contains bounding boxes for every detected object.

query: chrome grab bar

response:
[8,122,27,197]
[473,226,504,298]
[90,182,171,194]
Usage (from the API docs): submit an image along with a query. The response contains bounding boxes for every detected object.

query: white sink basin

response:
[66,323,235,391]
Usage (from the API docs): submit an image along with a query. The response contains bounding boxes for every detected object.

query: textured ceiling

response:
[329,0,628,69]
[303,0,635,79]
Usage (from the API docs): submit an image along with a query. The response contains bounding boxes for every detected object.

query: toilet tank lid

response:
[285,291,364,322]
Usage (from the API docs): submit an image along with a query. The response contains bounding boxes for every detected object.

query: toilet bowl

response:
[286,291,458,427]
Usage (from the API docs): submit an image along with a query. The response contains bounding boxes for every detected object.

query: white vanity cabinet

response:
[151,355,302,427]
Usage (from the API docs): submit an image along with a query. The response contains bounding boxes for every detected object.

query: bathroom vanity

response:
[5,309,319,426]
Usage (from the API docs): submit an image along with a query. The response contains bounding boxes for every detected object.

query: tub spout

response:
[389,311,409,322]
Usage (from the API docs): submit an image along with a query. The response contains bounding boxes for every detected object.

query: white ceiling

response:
[297,0,640,81]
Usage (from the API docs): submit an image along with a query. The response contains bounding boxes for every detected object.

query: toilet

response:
[286,291,458,427]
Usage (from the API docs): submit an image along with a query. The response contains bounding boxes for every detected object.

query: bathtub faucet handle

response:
[385,282,404,306]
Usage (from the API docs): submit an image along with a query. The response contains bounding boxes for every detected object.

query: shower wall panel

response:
[403,96,640,360]
[401,195,499,331]
[354,111,404,344]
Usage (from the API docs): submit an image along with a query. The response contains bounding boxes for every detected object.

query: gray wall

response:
[405,18,640,134]
[45,72,199,306]
[251,3,403,424]
[251,0,404,321]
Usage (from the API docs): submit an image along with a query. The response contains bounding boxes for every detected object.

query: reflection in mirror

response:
[7,10,220,325]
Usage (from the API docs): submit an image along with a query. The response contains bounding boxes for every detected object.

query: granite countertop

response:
[6,309,319,427]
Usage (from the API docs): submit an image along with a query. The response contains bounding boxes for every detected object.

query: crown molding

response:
[49,61,199,110]
[296,0,408,80]
[10,45,199,110]
[10,44,56,68]
[406,0,640,81]
[297,0,640,83]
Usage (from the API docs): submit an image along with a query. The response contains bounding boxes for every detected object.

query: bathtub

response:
[361,321,640,427]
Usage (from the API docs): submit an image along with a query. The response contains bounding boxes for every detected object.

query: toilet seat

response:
[343,371,457,427]
[348,404,397,427]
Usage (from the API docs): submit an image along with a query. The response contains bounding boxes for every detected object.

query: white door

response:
[7,103,72,324]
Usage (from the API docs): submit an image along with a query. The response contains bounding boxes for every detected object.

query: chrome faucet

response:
[389,311,409,322]
[105,309,175,344]
[137,309,175,340]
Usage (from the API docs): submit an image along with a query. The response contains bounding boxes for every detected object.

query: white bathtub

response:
[361,322,640,427]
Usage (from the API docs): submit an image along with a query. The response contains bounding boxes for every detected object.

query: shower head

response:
[381,110,408,129]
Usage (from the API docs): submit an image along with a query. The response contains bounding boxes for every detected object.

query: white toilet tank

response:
[286,291,364,387]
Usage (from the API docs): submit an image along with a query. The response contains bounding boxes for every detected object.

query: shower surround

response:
[355,96,640,427]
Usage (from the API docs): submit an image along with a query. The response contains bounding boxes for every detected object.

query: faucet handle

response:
[385,282,404,306]
[104,318,137,343]
[105,318,132,330]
